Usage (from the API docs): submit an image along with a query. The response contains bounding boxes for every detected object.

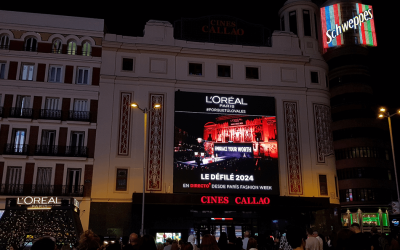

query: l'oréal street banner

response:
[174,91,279,195]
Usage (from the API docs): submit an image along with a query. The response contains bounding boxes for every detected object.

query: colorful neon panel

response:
[357,4,377,46]
[321,3,377,48]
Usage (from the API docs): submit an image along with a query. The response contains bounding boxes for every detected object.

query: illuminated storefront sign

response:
[321,3,377,48]
[200,196,270,205]
[202,20,244,36]
[17,196,60,210]
[174,92,279,195]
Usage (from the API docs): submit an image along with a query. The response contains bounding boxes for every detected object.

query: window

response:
[25,37,37,52]
[70,131,85,148]
[319,175,328,195]
[122,58,134,71]
[21,64,34,81]
[314,13,319,40]
[0,62,5,79]
[0,34,10,49]
[71,99,89,121]
[52,39,62,54]
[76,68,90,84]
[246,67,259,79]
[82,42,91,56]
[303,10,311,36]
[42,97,61,119]
[35,167,52,194]
[116,169,128,191]
[67,41,77,55]
[311,71,319,84]
[289,11,297,35]
[66,168,81,194]
[281,16,285,31]
[217,65,231,77]
[15,95,31,118]
[6,166,22,194]
[41,130,56,147]
[45,97,60,110]
[12,129,26,153]
[48,66,62,83]
[189,63,202,76]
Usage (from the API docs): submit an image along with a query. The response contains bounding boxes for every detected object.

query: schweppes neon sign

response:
[321,3,377,48]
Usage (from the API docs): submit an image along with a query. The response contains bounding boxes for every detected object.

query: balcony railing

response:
[39,109,62,120]
[0,184,84,197]
[4,144,29,155]
[35,145,88,157]
[9,108,33,118]
[68,111,90,122]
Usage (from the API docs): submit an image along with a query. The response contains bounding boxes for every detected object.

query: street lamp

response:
[131,102,161,236]
[378,107,400,203]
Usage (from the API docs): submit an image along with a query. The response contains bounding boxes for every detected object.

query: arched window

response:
[25,37,38,52]
[52,39,62,54]
[0,34,10,49]
[67,40,77,55]
[82,41,91,56]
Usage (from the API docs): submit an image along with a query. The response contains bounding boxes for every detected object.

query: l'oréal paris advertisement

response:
[174,91,279,195]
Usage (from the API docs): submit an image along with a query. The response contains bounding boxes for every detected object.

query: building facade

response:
[321,0,394,232]
[0,10,103,245]
[90,0,339,240]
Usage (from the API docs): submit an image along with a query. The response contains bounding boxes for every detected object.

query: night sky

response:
[1,0,400,149]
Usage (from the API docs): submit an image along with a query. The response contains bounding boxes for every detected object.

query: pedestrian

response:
[336,228,354,250]
[200,235,219,250]
[286,226,306,250]
[78,230,101,250]
[243,231,251,250]
[32,237,57,250]
[349,223,372,250]
[312,231,323,250]
[305,228,320,250]
[247,238,257,250]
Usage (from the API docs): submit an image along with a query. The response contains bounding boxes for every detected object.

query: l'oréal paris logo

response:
[206,96,248,107]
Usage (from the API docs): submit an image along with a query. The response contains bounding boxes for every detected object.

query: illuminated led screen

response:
[321,3,377,48]
[173,91,279,195]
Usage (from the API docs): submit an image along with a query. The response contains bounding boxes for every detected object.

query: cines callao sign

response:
[321,3,377,49]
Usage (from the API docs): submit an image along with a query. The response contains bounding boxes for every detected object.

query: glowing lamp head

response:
[131,103,138,108]
[197,138,203,143]
[378,114,384,118]
[153,103,161,109]
[380,107,386,112]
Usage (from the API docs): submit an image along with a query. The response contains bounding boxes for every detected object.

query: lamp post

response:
[378,107,400,203]
[131,102,161,236]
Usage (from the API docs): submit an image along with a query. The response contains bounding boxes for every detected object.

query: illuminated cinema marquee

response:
[321,3,377,48]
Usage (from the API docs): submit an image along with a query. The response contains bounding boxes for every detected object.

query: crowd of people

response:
[6,224,400,250]
[286,223,400,250]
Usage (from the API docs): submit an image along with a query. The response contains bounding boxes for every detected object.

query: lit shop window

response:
[25,37,37,52]
[21,64,34,81]
[82,41,91,56]
[52,39,62,54]
[217,65,231,78]
[189,63,202,76]
[116,169,128,191]
[48,65,62,83]
[246,67,259,80]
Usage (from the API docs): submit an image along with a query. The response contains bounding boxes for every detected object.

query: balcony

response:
[35,145,88,157]
[68,111,90,122]
[3,144,29,155]
[0,184,84,197]
[39,109,62,120]
[9,108,33,119]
